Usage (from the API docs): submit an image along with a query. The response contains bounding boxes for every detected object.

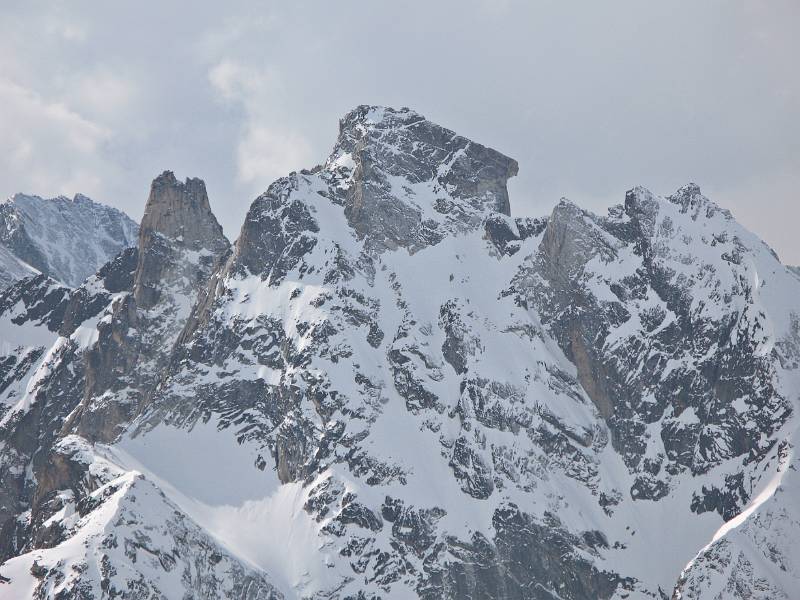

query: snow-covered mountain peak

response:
[622,182,731,222]
[325,104,519,252]
[227,104,521,287]
[335,104,423,136]
[666,182,733,221]
[1,109,800,599]
[71,192,93,204]
[6,192,133,227]
[623,183,657,210]
[0,192,138,288]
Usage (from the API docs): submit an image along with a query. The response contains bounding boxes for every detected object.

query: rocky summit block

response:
[332,105,519,252]
[134,171,229,309]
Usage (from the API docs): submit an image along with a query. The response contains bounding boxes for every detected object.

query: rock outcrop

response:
[332,105,519,253]
[134,171,229,308]
[65,171,230,442]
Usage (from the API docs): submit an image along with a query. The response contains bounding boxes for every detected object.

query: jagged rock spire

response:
[134,171,229,308]
[139,171,228,253]
[56,172,231,444]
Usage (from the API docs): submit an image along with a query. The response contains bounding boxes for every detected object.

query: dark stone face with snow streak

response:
[514,186,790,510]
[0,106,798,599]
[333,106,519,253]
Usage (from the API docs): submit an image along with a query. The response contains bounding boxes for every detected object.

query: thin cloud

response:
[209,60,313,191]
[0,77,113,199]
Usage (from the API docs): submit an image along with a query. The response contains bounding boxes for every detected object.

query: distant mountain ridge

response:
[0,192,138,288]
[0,106,798,599]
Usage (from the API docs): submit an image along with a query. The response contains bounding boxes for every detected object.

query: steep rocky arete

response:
[0,106,798,599]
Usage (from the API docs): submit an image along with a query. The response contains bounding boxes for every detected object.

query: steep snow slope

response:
[0,244,38,290]
[1,438,282,600]
[674,437,800,599]
[0,106,798,599]
[0,192,138,288]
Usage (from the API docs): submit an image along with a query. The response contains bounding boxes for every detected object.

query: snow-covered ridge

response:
[0,192,138,288]
[0,105,798,599]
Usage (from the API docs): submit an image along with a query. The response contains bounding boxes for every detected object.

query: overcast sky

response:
[2,1,798,262]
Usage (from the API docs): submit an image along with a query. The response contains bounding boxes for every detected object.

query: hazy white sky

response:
[2,1,798,261]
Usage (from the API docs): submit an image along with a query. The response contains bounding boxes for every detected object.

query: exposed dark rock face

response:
[0,274,108,561]
[232,179,320,285]
[332,106,519,253]
[512,185,791,509]
[134,171,229,309]
[484,214,548,256]
[425,507,625,600]
[60,173,230,444]
[0,254,144,559]
[0,274,72,337]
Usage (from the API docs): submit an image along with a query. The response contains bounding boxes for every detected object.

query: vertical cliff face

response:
[330,105,519,253]
[134,171,229,309]
[0,108,799,599]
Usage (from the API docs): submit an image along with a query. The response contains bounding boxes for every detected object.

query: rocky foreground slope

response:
[0,192,138,289]
[0,106,798,599]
